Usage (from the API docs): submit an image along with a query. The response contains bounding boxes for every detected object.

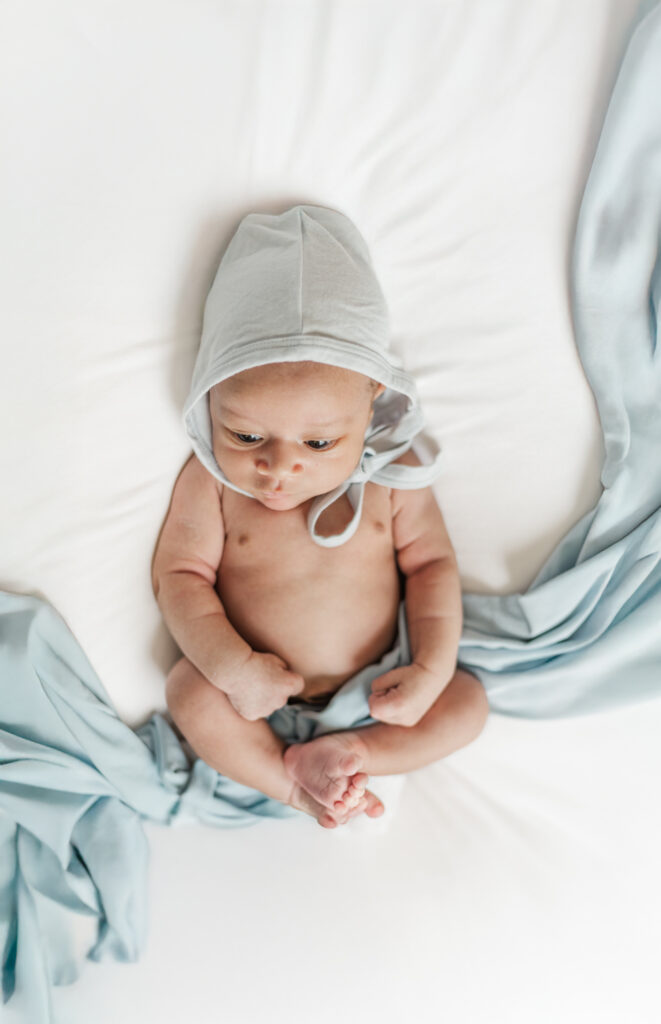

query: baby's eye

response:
[305,439,336,451]
[232,432,262,445]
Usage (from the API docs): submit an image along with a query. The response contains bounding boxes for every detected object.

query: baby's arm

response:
[152,454,304,720]
[368,452,463,727]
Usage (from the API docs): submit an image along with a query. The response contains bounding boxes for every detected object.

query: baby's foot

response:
[288,781,385,829]
[283,732,370,809]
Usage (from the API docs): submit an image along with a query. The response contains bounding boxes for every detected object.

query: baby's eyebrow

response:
[306,416,351,430]
[216,406,253,421]
[218,406,350,431]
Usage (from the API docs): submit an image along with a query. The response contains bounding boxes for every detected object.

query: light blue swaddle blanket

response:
[2,1,661,1016]
[457,0,661,717]
[0,593,411,1023]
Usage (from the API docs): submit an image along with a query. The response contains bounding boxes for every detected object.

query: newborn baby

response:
[152,205,488,828]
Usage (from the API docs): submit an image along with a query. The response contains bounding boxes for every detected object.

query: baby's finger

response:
[379,684,402,698]
[369,684,401,704]
[288,673,306,694]
[368,692,400,723]
[370,669,403,695]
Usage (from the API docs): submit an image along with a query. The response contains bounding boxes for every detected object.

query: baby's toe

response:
[364,791,385,817]
[348,772,368,791]
[338,752,363,776]
[346,776,369,806]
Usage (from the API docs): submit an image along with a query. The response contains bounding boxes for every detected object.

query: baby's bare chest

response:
[219,483,396,580]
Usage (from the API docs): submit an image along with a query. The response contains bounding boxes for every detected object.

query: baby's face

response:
[209,361,385,510]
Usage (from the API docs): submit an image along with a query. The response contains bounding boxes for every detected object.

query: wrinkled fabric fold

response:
[0,593,408,1019]
[458,0,661,716]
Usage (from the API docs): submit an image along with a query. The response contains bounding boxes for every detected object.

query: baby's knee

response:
[456,668,490,735]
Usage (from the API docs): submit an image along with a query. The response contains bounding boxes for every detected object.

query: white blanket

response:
[2,2,659,1022]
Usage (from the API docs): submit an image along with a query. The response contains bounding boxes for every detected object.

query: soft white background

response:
[2,1,660,1022]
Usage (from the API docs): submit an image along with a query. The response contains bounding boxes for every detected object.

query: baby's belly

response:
[218,571,401,700]
[216,488,402,700]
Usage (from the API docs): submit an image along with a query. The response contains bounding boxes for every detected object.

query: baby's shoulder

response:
[172,453,223,507]
[390,448,423,470]
[385,447,445,534]
[384,447,424,505]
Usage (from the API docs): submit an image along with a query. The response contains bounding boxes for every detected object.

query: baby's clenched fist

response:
[368,662,445,727]
[227,651,305,720]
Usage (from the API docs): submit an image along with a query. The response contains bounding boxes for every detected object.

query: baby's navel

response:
[237,533,250,546]
[373,521,386,533]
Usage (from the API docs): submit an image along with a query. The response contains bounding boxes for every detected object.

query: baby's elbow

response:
[152,562,218,610]
[151,561,183,607]
[151,559,165,603]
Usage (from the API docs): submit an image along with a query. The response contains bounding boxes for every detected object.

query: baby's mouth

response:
[256,488,312,509]
[258,489,293,502]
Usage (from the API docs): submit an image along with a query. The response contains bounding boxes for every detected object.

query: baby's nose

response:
[255,441,304,477]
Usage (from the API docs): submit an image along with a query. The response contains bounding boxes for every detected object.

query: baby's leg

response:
[165,657,379,827]
[284,667,488,813]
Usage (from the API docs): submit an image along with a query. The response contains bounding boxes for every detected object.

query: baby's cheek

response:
[326,451,363,488]
[345,439,367,472]
[213,444,241,479]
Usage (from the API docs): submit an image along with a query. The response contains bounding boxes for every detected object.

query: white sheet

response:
[2,1,659,1022]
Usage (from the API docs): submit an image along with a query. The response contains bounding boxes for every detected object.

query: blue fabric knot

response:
[354,445,377,482]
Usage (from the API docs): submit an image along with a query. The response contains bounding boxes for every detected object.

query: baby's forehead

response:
[208,365,376,433]
[210,362,375,402]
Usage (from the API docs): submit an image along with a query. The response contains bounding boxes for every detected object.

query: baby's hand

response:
[368,662,444,727]
[226,651,305,721]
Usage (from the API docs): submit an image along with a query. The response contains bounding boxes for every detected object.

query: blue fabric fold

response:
[0,593,408,1019]
[2,0,661,1016]
[458,0,661,716]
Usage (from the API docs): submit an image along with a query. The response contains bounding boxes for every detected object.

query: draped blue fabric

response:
[459,0,661,717]
[0,593,408,1020]
[2,1,661,1017]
